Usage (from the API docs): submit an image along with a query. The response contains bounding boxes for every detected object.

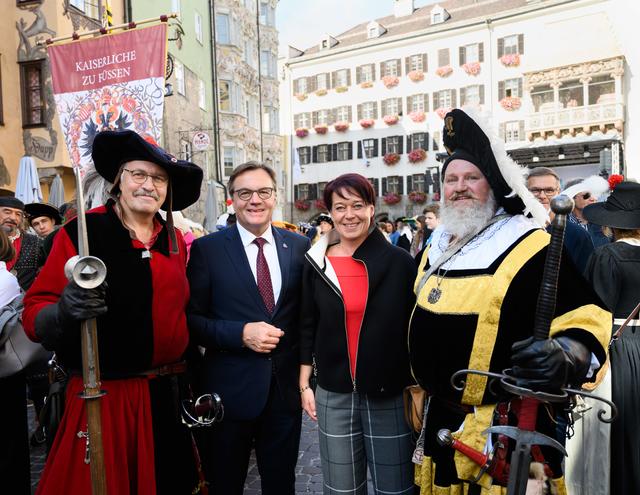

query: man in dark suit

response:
[187,162,310,494]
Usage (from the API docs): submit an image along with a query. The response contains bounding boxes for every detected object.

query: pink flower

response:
[382,75,399,88]
[359,118,375,129]
[436,107,452,119]
[435,65,453,77]
[383,192,401,205]
[295,128,309,138]
[383,153,401,166]
[409,191,427,204]
[409,111,426,123]
[500,97,521,111]
[334,121,349,132]
[408,148,427,163]
[407,70,424,82]
[314,124,328,134]
[500,54,521,67]
[360,81,374,89]
[383,114,399,125]
[295,199,311,211]
[462,62,481,76]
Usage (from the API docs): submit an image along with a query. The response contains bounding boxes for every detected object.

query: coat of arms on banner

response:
[48,24,168,170]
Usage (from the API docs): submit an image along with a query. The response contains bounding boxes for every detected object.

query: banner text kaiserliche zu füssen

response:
[48,24,168,169]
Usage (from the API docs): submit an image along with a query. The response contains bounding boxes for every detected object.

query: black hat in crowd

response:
[0,196,25,211]
[91,130,203,211]
[316,213,333,227]
[441,108,547,225]
[583,181,640,230]
[25,202,62,225]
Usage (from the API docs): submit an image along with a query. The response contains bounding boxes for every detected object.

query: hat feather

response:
[561,175,609,200]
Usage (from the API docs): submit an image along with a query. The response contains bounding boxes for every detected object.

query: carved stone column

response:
[580,76,592,107]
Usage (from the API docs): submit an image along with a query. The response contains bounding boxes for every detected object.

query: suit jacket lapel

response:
[224,225,270,318]
[272,227,291,316]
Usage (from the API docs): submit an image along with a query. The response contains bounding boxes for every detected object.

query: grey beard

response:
[440,191,498,240]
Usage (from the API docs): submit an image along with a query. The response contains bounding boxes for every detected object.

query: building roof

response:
[296,0,532,57]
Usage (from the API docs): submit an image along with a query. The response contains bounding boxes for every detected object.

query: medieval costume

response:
[582,182,640,495]
[408,109,610,494]
[23,130,204,495]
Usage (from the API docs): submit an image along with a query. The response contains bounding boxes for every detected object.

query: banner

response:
[48,24,168,169]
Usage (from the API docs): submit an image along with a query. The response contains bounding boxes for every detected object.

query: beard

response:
[440,190,498,240]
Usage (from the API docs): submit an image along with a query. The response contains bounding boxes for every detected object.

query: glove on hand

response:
[510,335,591,392]
[35,281,108,351]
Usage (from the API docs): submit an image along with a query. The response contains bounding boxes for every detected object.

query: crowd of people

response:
[0,109,637,495]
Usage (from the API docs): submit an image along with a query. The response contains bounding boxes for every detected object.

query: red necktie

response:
[253,238,275,313]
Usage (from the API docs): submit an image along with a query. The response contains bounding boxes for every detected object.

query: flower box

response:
[383,114,399,125]
[382,75,399,88]
[360,81,374,89]
[500,96,521,111]
[408,148,427,163]
[334,121,350,132]
[314,124,328,134]
[462,62,481,76]
[409,110,426,123]
[409,191,427,204]
[432,192,440,202]
[383,193,401,205]
[359,118,375,129]
[335,86,348,93]
[315,88,328,96]
[295,128,309,138]
[435,65,453,77]
[435,107,452,119]
[500,53,521,67]
[295,199,311,211]
[383,152,401,166]
[315,199,327,210]
[408,70,424,82]
[295,93,308,101]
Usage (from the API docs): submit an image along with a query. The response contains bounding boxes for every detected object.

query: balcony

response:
[527,101,624,138]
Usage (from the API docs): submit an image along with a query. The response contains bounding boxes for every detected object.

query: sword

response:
[64,167,108,495]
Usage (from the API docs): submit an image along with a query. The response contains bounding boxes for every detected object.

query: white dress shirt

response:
[236,222,282,305]
[0,261,21,308]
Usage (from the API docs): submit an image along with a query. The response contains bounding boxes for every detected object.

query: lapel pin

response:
[283,243,288,249]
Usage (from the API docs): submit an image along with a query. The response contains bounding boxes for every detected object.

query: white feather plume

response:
[459,106,549,227]
[561,175,609,200]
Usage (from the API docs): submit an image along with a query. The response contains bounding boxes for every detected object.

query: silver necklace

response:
[427,249,463,304]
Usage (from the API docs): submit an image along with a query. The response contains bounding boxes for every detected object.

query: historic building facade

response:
[0,0,126,199]
[281,0,633,222]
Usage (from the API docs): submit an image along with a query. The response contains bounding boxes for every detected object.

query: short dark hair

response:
[0,228,15,263]
[526,167,561,185]
[323,173,375,211]
[422,203,440,217]
[228,161,277,194]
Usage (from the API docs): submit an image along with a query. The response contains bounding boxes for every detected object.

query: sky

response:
[276,0,436,57]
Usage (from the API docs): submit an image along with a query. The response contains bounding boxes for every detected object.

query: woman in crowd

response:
[583,181,640,494]
[299,173,417,495]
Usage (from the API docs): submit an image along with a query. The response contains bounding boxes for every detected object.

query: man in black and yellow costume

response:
[409,108,610,495]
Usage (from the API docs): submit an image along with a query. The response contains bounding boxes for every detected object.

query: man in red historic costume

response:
[23,130,204,495]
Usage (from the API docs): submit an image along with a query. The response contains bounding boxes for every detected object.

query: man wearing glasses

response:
[187,162,310,494]
[526,167,594,273]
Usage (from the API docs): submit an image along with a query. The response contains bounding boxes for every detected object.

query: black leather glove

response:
[510,335,592,392]
[35,281,108,351]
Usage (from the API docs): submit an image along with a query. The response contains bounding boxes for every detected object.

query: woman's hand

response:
[301,387,317,421]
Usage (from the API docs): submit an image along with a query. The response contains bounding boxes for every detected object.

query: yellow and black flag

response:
[103,0,113,28]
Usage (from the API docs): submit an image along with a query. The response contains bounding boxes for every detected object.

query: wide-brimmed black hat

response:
[0,196,25,210]
[91,130,203,211]
[25,202,61,225]
[583,181,640,229]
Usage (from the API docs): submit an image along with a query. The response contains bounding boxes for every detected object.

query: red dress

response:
[23,205,196,495]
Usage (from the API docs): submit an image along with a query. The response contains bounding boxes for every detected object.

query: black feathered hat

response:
[91,130,203,211]
[25,202,61,225]
[583,181,640,229]
[441,108,546,225]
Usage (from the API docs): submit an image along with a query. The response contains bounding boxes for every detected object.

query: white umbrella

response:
[15,156,43,204]
[203,180,218,233]
[48,174,65,208]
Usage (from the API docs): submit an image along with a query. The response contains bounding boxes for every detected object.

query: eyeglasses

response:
[233,188,275,201]
[577,192,591,200]
[123,169,169,186]
[528,187,559,197]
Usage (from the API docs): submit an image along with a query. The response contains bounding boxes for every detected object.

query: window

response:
[336,105,351,122]
[368,27,377,39]
[461,85,484,106]
[502,35,520,55]
[195,12,203,44]
[318,182,328,198]
[409,133,428,151]
[246,97,256,127]
[588,75,615,105]
[408,54,426,72]
[432,12,442,24]
[336,142,351,161]
[412,174,425,193]
[216,13,230,43]
[198,79,206,109]
[316,73,328,90]
[438,48,450,67]
[260,51,276,78]
[357,64,375,83]
[501,78,522,98]
[434,89,455,109]
[317,144,330,163]
[263,106,279,133]
[387,176,401,194]
[464,43,479,63]
[407,94,428,112]
[559,79,584,108]
[297,184,310,200]
[531,84,554,112]
[294,112,311,129]
[171,0,182,18]
[504,121,523,143]
[381,59,400,77]
[333,69,349,88]
[386,136,402,154]
[298,147,311,165]
[174,61,185,95]
[362,139,376,158]
[259,2,275,26]
[19,60,45,127]
[69,0,100,19]
[382,98,402,116]
[219,80,231,111]
[223,146,235,176]
[244,40,254,66]
[359,101,377,120]
[294,78,308,95]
